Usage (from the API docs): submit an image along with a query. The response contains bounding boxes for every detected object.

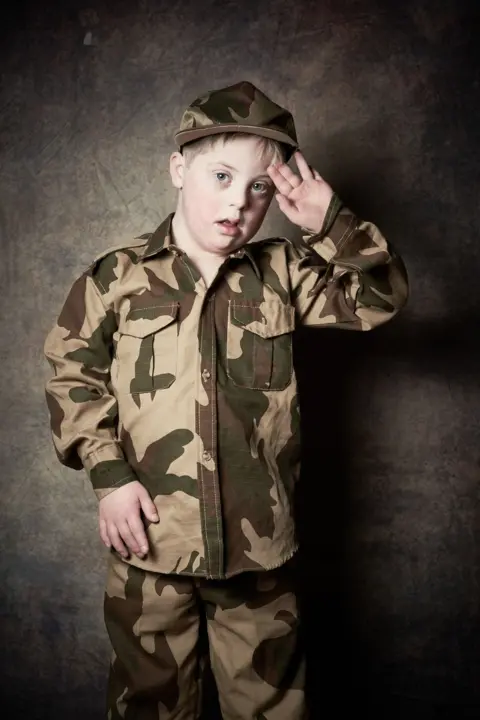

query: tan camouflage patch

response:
[134,490,205,575]
[202,564,306,718]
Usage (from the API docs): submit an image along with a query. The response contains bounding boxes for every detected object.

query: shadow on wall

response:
[296,318,480,719]
[293,128,480,717]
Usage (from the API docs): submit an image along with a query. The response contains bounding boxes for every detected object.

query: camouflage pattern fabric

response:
[174,80,299,157]
[105,554,305,719]
[44,195,409,580]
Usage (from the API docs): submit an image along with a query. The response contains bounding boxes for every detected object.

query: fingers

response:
[268,151,319,196]
[100,512,150,559]
[102,520,147,559]
[120,521,143,556]
[275,193,295,209]
[293,151,314,181]
[127,515,148,556]
[107,523,129,558]
[275,193,300,224]
[99,517,111,549]
[268,163,302,196]
[139,493,159,524]
[98,482,157,560]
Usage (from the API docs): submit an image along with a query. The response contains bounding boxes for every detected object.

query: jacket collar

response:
[139,213,262,278]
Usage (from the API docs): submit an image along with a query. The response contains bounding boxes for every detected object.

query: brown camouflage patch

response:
[45,391,64,439]
[105,563,186,717]
[120,428,198,501]
[57,273,88,338]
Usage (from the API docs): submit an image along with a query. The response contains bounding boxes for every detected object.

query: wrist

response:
[301,193,338,236]
[89,458,138,501]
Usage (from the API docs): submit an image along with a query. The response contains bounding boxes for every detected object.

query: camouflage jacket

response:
[44,197,408,579]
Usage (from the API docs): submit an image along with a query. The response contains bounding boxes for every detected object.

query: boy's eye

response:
[215,172,229,182]
[252,182,269,194]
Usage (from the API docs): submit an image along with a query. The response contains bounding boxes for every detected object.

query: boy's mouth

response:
[216,219,241,235]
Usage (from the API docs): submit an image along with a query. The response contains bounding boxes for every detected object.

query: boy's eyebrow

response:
[207,162,272,180]
[207,162,237,171]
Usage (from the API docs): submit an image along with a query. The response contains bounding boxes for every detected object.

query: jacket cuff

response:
[81,445,137,500]
[303,195,359,263]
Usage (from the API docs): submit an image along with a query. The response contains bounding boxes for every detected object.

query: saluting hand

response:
[267,151,334,234]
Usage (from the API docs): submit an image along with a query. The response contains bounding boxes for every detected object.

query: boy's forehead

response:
[197,136,274,171]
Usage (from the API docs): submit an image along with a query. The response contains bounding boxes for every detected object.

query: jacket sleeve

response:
[44,271,137,500]
[288,195,409,328]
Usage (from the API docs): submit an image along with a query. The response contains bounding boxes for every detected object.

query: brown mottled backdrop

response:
[1,0,479,718]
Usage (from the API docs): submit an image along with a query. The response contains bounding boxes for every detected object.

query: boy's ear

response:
[170,151,185,189]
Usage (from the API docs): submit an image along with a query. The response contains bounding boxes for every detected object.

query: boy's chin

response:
[210,229,250,251]
[208,237,247,255]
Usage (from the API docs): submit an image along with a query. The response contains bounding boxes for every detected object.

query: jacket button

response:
[202,450,212,462]
[202,369,211,382]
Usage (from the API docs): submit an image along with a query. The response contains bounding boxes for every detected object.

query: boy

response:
[44,80,408,719]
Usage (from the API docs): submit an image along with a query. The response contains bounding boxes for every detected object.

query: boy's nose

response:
[228,186,248,209]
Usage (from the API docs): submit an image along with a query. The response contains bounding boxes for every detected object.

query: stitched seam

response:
[334,215,357,255]
[149,335,155,390]
[180,257,197,289]
[322,197,337,235]
[88,274,112,316]
[227,302,293,390]
[226,345,293,391]
[82,444,121,461]
[252,313,257,386]
[128,302,178,315]
[232,303,294,337]
[197,315,211,575]
[210,303,222,575]
[121,311,178,392]
[108,474,135,487]
[96,277,107,294]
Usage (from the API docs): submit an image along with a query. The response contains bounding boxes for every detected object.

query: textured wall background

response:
[1,0,479,718]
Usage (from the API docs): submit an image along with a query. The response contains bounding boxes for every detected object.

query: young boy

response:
[44,80,408,719]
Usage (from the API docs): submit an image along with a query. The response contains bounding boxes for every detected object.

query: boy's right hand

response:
[99,481,159,560]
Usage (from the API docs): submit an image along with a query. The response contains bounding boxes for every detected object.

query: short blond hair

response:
[181,132,287,166]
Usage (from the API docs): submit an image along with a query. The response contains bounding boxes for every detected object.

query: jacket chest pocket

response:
[116,303,179,394]
[226,301,295,391]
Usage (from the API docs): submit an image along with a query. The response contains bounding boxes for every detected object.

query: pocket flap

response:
[121,303,179,338]
[231,301,295,338]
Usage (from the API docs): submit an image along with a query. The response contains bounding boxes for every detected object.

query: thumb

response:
[138,488,159,522]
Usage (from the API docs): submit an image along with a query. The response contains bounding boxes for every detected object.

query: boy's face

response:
[170,135,276,256]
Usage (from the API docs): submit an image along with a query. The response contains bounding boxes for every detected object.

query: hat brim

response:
[174,124,298,152]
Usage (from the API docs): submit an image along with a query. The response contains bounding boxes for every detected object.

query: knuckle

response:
[108,525,119,539]
[130,517,142,531]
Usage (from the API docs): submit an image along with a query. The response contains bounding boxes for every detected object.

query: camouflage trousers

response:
[104,554,306,719]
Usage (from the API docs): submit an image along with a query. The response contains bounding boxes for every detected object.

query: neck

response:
[171,212,226,286]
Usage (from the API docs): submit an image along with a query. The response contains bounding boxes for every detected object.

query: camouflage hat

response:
[174,80,298,157]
